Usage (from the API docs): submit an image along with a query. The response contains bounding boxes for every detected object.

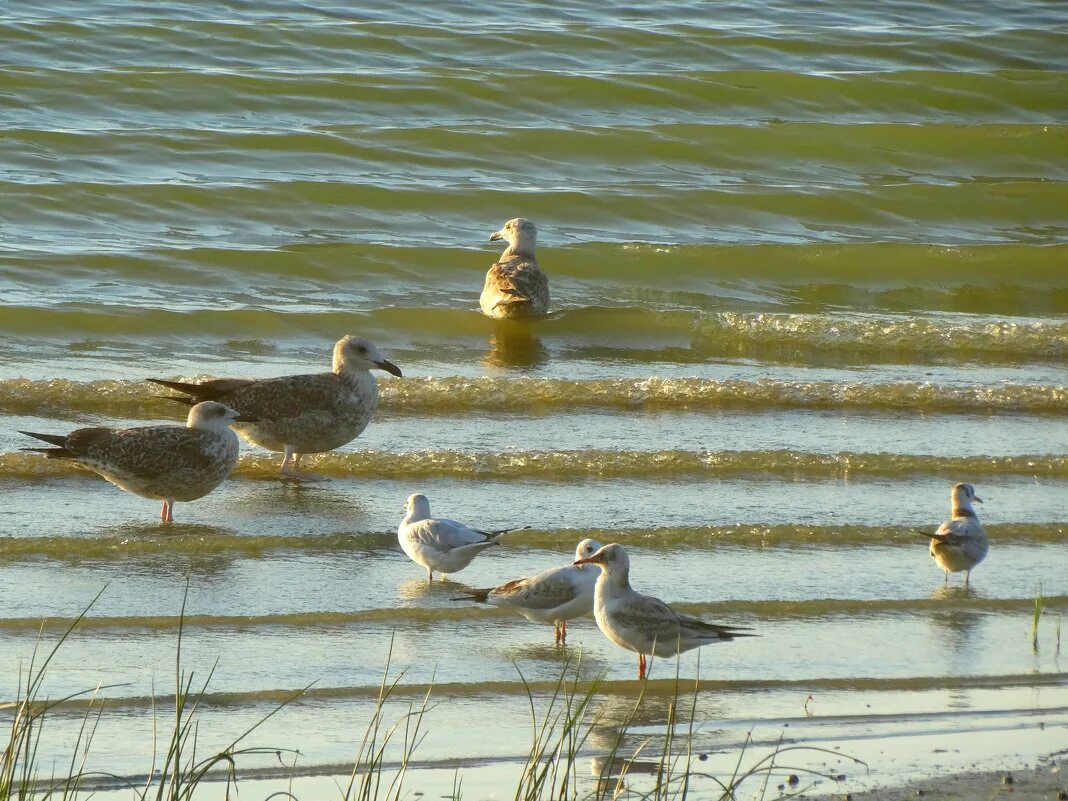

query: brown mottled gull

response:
[920,482,989,586]
[480,217,550,318]
[452,538,602,644]
[575,543,753,679]
[19,401,250,523]
[147,336,401,481]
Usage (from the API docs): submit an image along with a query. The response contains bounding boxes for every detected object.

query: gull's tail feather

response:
[449,588,492,603]
[145,378,208,398]
[686,620,758,640]
[477,525,532,540]
[18,431,73,458]
[916,529,950,545]
[146,377,254,400]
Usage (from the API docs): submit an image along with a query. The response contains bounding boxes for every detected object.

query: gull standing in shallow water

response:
[452,538,603,645]
[575,543,752,679]
[922,482,989,586]
[19,401,251,523]
[147,335,401,481]
[398,493,529,582]
[480,218,550,318]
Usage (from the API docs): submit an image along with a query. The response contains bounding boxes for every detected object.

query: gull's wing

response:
[151,373,352,420]
[491,565,585,610]
[222,374,354,419]
[485,256,549,307]
[609,592,683,643]
[404,518,489,552]
[931,517,983,546]
[68,426,223,479]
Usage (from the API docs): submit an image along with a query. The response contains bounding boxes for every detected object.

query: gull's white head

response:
[333,336,403,377]
[951,482,982,512]
[574,542,629,579]
[489,217,537,259]
[186,401,254,432]
[404,493,432,521]
[573,538,604,564]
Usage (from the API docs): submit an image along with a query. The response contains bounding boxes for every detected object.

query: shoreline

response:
[810,762,1067,801]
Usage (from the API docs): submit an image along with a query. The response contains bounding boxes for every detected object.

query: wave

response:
[5,16,1064,75]
[4,68,1066,130]
[20,673,1068,717]
[0,595,1062,634]
[2,377,1063,418]
[3,305,1067,362]
[5,240,1066,289]
[4,177,1066,250]
[0,524,1060,561]
[2,449,1065,482]
[5,123,1066,191]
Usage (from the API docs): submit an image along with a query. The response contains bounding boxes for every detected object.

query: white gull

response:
[19,401,249,523]
[452,538,603,644]
[398,493,528,582]
[147,335,401,480]
[575,543,752,679]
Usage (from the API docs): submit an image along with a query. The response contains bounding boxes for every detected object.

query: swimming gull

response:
[575,543,752,679]
[480,217,550,318]
[452,538,603,644]
[147,335,401,480]
[398,493,529,582]
[19,401,251,523]
[920,482,989,586]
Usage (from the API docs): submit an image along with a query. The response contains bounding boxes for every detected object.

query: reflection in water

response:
[483,321,550,370]
[928,584,983,710]
[396,576,470,603]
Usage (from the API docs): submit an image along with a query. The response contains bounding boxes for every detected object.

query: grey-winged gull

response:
[452,538,602,644]
[147,335,401,480]
[480,217,550,318]
[398,493,529,582]
[19,401,250,523]
[575,543,753,679]
[921,482,989,586]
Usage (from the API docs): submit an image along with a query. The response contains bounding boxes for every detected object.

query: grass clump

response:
[2,593,861,801]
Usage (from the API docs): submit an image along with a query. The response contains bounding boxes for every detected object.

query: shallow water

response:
[0,0,1066,796]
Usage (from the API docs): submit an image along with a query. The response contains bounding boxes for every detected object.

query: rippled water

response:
[1,0,1066,796]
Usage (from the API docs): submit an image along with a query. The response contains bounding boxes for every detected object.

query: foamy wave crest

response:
[1,377,1064,418]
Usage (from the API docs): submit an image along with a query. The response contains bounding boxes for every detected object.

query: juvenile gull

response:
[921,482,989,586]
[452,538,603,645]
[19,401,250,523]
[480,218,550,318]
[147,336,401,480]
[398,493,529,582]
[575,543,752,679]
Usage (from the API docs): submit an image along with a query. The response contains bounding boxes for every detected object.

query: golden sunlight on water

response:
[0,0,1066,797]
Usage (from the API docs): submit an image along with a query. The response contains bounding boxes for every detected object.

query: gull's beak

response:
[489,230,503,242]
[574,555,601,567]
[973,496,983,503]
[234,413,259,423]
[375,359,403,377]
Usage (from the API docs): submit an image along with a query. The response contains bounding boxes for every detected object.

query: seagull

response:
[575,543,752,679]
[147,335,401,480]
[921,482,989,586]
[452,538,603,645]
[398,493,529,582]
[480,218,550,319]
[18,401,252,523]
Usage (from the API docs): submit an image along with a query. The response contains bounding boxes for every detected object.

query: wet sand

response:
[811,762,1067,801]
